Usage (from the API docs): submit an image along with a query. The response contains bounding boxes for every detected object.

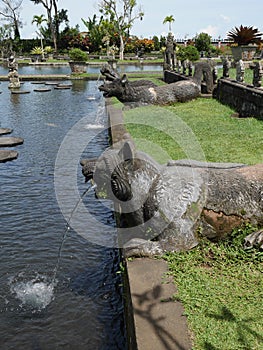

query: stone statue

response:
[236,59,245,83]
[99,61,214,104]
[212,66,218,84]
[8,54,20,89]
[176,60,182,73]
[252,62,263,88]
[164,32,176,71]
[222,57,231,78]
[182,59,188,75]
[188,61,193,76]
[81,140,263,257]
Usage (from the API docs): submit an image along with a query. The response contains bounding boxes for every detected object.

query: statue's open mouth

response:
[98,85,110,97]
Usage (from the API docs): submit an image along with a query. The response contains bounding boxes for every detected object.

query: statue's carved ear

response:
[118,140,135,163]
[121,74,128,85]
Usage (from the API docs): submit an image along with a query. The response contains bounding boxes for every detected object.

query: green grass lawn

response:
[124,98,263,165]
[217,67,254,85]
[163,224,263,350]
[123,97,263,349]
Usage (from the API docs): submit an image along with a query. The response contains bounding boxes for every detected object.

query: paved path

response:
[127,258,192,350]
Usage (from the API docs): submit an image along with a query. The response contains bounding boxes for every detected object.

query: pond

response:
[0,80,126,349]
[0,63,163,76]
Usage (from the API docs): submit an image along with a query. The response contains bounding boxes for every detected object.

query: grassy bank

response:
[124,98,263,165]
[163,224,263,350]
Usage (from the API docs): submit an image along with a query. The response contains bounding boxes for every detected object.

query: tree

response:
[0,0,23,40]
[30,0,61,52]
[152,35,160,51]
[0,23,12,57]
[31,14,46,59]
[195,32,212,53]
[82,14,111,53]
[163,15,175,33]
[98,0,144,60]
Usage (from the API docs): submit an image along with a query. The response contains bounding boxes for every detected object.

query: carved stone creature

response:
[99,61,214,104]
[99,74,199,104]
[81,141,263,257]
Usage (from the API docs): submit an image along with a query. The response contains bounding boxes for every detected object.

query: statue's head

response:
[99,74,129,100]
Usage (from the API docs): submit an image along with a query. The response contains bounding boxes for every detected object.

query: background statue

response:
[164,32,176,70]
[236,59,245,82]
[222,57,231,78]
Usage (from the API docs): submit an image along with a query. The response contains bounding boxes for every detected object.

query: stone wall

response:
[163,70,211,94]
[163,70,189,84]
[213,78,263,120]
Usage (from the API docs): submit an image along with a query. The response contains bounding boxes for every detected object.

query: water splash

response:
[9,274,55,312]
[9,184,96,312]
[84,123,104,129]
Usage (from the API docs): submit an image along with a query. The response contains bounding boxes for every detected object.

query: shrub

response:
[68,48,88,61]
[30,46,44,55]
[176,45,200,62]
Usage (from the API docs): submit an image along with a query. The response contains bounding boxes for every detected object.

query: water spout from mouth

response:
[51,183,97,284]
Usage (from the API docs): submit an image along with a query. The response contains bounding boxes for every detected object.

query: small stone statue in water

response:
[236,59,245,82]
[8,54,20,89]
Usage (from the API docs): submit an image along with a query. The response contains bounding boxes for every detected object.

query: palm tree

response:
[31,14,47,60]
[163,15,175,33]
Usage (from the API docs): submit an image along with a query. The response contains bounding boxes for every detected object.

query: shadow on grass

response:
[132,284,190,350]
[206,305,263,349]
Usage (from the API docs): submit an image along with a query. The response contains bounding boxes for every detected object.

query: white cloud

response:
[199,25,218,37]
[220,14,231,23]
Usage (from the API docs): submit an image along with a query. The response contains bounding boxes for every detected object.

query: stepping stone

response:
[31,81,45,84]
[54,84,72,89]
[0,137,24,147]
[45,82,59,85]
[0,128,13,135]
[11,90,31,94]
[0,150,18,162]
[34,88,52,92]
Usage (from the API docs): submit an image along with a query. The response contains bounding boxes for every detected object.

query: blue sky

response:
[20,0,263,40]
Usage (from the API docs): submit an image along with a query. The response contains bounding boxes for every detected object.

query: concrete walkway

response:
[126,258,192,350]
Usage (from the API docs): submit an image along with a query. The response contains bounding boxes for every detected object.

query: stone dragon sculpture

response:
[81,140,263,257]
[98,61,214,104]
